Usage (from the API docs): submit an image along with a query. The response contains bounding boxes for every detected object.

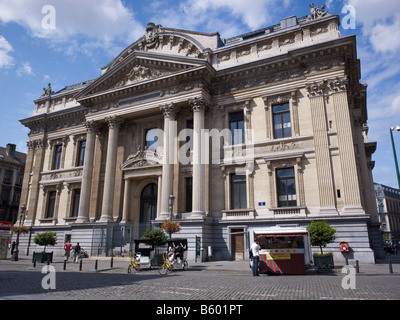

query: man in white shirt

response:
[250,239,260,276]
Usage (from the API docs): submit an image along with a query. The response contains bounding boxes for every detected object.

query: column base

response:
[156,212,170,221]
[75,216,89,224]
[99,216,114,223]
[191,210,205,218]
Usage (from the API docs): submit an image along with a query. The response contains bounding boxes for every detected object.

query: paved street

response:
[1,255,400,302]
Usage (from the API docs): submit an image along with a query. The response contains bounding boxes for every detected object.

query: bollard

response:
[94,260,98,271]
[47,256,50,265]
[79,259,83,271]
[110,257,114,268]
[355,260,359,273]
[33,258,36,268]
[345,258,348,265]
[389,259,393,274]
[63,260,67,271]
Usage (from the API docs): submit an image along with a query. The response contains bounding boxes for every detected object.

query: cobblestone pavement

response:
[1,256,399,301]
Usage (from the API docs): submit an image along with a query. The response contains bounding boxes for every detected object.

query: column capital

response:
[160,103,178,118]
[84,120,101,134]
[189,97,208,112]
[105,115,124,129]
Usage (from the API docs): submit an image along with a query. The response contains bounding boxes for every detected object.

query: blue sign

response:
[258,202,266,206]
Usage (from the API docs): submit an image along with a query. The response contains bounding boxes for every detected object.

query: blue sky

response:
[0,0,399,189]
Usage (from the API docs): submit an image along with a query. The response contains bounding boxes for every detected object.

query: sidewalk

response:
[1,254,399,275]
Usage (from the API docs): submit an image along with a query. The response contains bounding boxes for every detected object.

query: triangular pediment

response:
[75,51,209,102]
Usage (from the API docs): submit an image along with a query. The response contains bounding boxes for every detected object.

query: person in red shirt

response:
[64,241,73,261]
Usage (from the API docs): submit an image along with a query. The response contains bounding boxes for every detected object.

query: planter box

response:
[32,251,53,263]
[151,253,163,266]
[313,253,334,269]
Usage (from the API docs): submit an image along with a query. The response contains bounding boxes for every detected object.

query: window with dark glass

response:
[230,174,247,209]
[276,168,297,207]
[46,191,56,218]
[185,177,192,212]
[71,189,81,217]
[3,170,13,184]
[229,111,245,145]
[77,140,86,167]
[145,128,159,152]
[272,103,291,139]
[52,145,62,170]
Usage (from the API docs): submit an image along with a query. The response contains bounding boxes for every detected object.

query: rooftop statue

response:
[309,3,328,20]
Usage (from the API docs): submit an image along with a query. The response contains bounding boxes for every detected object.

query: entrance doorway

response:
[231,228,245,261]
[139,183,157,237]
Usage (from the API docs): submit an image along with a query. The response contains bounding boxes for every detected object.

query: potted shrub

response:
[141,229,167,266]
[32,231,57,263]
[307,220,337,268]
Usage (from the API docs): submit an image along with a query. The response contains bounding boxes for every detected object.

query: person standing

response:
[64,240,73,261]
[251,239,260,276]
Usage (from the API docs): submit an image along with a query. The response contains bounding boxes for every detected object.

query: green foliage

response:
[33,231,57,252]
[307,220,337,254]
[141,229,167,247]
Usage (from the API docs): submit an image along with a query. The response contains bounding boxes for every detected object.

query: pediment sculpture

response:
[120,145,163,171]
[114,64,172,88]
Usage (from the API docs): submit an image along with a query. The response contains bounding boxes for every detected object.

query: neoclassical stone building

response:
[18,6,382,263]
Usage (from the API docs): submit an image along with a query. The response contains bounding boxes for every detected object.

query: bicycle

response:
[127,252,141,273]
[159,252,188,275]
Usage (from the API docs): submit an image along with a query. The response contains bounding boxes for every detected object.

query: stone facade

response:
[18,8,382,263]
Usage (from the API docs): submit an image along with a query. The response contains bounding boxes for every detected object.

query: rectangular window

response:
[145,128,159,152]
[272,103,291,139]
[47,191,57,218]
[71,189,81,217]
[3,170,13,184]
[76,140,86,167]
[52,145,62,170]
[276,168,297,207]
[229,111,245,145]
[185,177,192,212]
[230,174,247,209]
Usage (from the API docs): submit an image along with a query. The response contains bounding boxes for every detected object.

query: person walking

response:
[73,242,81,263]
[251,239,260,276]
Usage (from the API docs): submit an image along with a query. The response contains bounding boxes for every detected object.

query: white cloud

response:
[17,61,35,76]
[0,35,14,69]
[346,0,400,53]
[0,0,144,56]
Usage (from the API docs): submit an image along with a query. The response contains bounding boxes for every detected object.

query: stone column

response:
[329,77,363,213]
[76,121,98,223]
[158,104,177,219]
[24,139,46,225]
[190,97,207,218]
[306,81,337,215]
[100,115,123,222]
[122,179,131,222]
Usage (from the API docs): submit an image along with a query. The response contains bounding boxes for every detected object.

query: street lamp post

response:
[390,126,400,190]
[11,204,26,262]
[168,194,175,239]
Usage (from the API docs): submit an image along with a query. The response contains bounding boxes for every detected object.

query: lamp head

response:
[168,194,175,206]
[391,126,400,131]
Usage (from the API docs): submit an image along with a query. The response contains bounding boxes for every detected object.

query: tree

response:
[141,229,167,247]
[34,231,57,253]
[307,220,337,254]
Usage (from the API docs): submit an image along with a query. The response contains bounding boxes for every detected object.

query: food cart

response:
[250,226,311,275]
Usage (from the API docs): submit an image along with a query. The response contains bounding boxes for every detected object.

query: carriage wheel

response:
[159,264,169,275]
